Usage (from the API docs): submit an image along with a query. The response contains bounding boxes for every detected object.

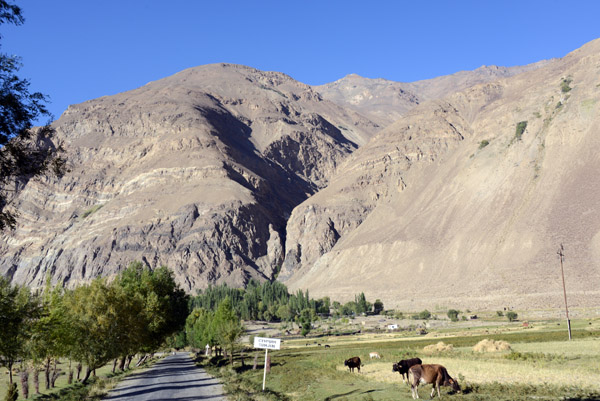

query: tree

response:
[298,308,313,337]
[213,297,243,365]
[506,311,518,322]
[0,1,65,230]
[373,299,384,315]
[447,309,460,322]
[61,278,124,384]
[115,262,189,353]
[0,277,40,384]
[28,283,72,390]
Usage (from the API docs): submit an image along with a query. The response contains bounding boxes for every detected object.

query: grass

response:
[0,357,159,401]
[201,317,600,400]
[80,204,103,219]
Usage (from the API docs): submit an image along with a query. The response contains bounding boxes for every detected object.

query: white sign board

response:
[254,337,281,350]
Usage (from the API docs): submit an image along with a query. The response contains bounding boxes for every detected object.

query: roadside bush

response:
[479,140,489,149]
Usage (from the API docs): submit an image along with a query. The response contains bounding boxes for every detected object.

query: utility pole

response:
[557,244,572,340]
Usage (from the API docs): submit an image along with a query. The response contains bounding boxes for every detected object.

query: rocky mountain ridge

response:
[2,41,598,310]
[280,39,600,310]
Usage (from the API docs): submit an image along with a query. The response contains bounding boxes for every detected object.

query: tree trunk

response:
[68,360,73,385]
[20,368,29,399]
[81,366,92,384]
[44,357,51,390]
[8,361,13,385]
[76,363,82,381]
[252,352,258,370]
[112,358,117,373]
[125,355,133,370]
[118,356,126,371]
[136,355,148,367]
[51,358,58,387]
[33,367,39,394]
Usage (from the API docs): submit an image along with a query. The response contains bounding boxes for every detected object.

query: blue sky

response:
[2,0,600,123]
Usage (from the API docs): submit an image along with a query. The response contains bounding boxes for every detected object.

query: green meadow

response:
[202,315,600,401]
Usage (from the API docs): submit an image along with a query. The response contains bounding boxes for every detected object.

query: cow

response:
[392,357,422,383]
[369,352,381,359]
[408,364,460,399]
[344,356,361,373]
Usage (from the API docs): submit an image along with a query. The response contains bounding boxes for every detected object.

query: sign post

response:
[253,337,281,391]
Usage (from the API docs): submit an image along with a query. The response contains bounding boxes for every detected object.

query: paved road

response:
[103,353,227,401]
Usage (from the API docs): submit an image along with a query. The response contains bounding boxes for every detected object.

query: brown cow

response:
[408,364,460,399]
[344,356,361,373]
[392,357,422,383]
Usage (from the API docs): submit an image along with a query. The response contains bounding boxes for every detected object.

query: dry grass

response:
[473,339,512,352]
[360,356,600,390]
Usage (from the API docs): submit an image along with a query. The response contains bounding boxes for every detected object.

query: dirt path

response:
[103,352,226,401]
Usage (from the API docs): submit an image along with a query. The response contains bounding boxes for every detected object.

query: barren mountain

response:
[0,64,378,291]
[316,61,550,127]
[280,39,600,310]
[3,40,599,311]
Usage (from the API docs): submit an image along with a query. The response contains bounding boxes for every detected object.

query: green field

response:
[205,316,600,401]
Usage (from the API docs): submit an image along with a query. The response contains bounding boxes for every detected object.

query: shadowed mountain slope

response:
[0,64,378,291]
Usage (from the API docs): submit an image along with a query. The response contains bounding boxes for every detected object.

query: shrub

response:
[561,78,572,93]
[412,310,431,320]
[81,204,103,219]
[515,121,527,140]
[4,383,18,401]
[447,309,460,322]
[496,310,504,317]
[478,140,489,149]
[506,311,518,322]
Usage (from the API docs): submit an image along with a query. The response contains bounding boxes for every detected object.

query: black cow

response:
[344,356,361,373]
[392,357,422,383]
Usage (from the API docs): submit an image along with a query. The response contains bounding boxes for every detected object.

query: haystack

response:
[423,341,454,354]
[473,339,511,352]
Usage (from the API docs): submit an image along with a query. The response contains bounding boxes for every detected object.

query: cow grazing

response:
[344,356,361,373]
[408,364,460,399]
[392,357,422,383]
[369,352,381,359]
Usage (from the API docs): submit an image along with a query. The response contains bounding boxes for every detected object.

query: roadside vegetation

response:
[0,262,188,400]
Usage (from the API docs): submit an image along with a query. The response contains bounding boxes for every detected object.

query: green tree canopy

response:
[0,1,65,230]
[213,297,243,364]
[0,277,40,384]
